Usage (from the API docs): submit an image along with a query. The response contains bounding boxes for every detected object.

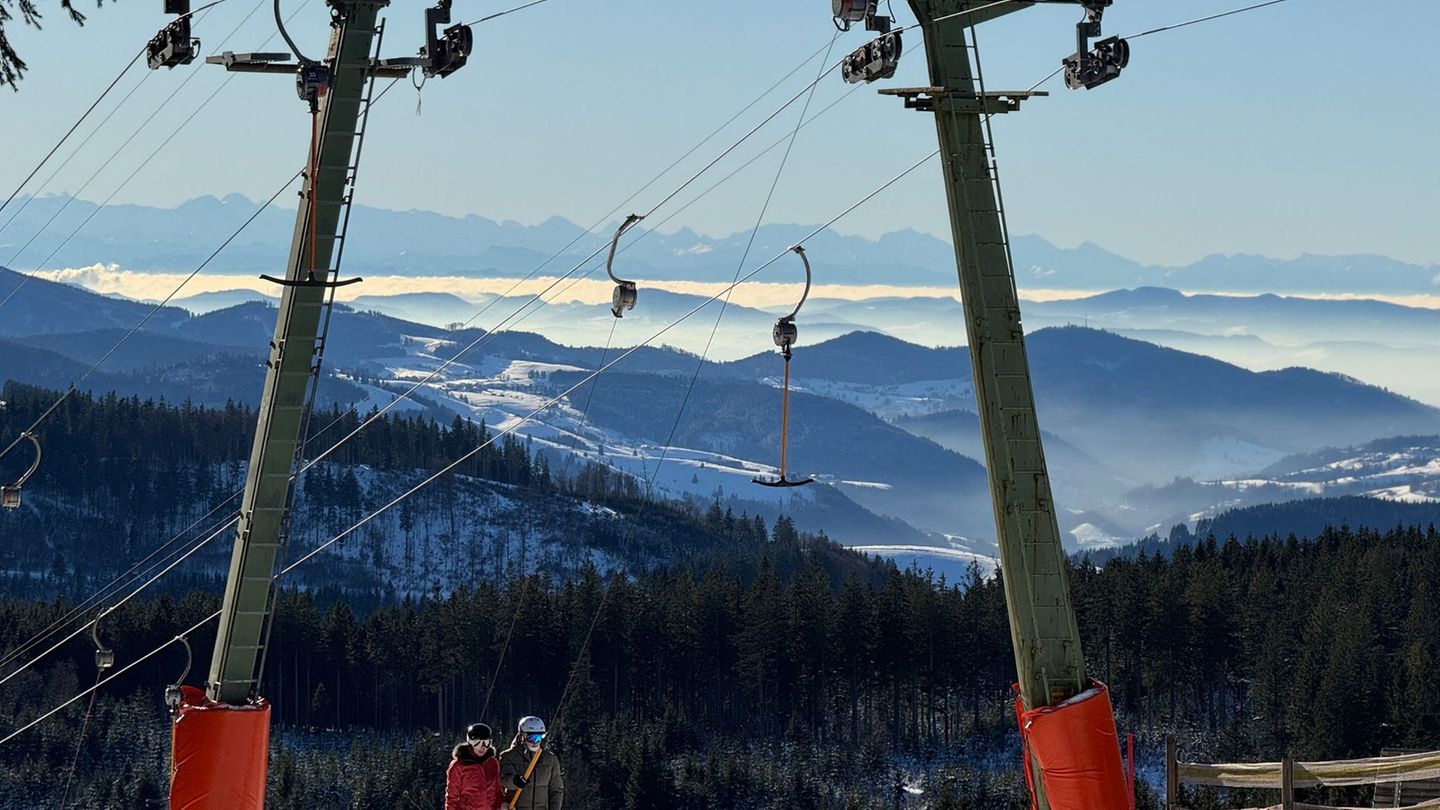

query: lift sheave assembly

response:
[835,0,903,83]
[147,0,200,70]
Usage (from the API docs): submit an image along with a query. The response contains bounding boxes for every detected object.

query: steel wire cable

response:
[648,32,838,490]
[1127,0,1293,39]
[0,0,279,314]
[0,488,242,671]
[0,515,236,689]
[0,610,221,749]
[277,145,938,578]
[0,39,840,680]
[0,67,157,238]
[1,146,935,745]
[0,0,232,223]
[0,172,300,465]
[292,39,849,469]
[465,0,553,26]
[0,0,1315,746]
[521,81,865,355]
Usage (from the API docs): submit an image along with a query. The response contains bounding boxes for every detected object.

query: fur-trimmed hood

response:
[452,742,497,764]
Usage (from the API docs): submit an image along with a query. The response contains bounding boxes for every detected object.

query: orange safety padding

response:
[170,685,270,810]
[1016,680,1131,810]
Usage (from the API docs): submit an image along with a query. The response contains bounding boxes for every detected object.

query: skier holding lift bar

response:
[499,715,565,810]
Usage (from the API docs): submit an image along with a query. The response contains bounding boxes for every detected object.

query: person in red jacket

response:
[446,722,505,810]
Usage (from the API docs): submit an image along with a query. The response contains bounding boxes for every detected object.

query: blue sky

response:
[3,0,1437,267]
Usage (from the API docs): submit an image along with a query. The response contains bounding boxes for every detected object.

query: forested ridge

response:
[0,380,656,600]
[4,523,1440,807]
[6,382,1440,807]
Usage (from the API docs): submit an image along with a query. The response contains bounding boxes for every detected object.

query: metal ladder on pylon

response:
[965,20,1021,304]
[251,20,389,688]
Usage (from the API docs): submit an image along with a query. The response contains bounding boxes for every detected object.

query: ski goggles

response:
[524,733,546,744]
[468,737,492,748]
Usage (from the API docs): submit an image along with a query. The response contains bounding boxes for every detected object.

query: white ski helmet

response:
[518,715,546,735]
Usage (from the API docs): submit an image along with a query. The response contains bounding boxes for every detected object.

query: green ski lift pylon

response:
[753,245,814,488]
[200,0,471,710]
[606,214,645,318]
[0,431,40,510]
[879,1,1124,807]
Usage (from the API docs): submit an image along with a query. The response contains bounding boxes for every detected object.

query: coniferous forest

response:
[3,384,1440,807]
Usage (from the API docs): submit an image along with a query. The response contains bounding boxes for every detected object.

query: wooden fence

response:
[1166,737,1440,810]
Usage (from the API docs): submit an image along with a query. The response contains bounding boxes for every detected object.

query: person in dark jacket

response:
[446,722,505,810]
[499,715,564,810]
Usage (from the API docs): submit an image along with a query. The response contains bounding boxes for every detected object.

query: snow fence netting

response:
[1016,680,1130,810]
[170,685,270,809]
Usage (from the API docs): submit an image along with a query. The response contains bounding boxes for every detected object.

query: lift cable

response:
[0,63,158,239]
[1128,0,1292,40]
[275,145,937,579]
[0,515,236,690]
[0,0,255,239]
[0,53,145,224]
[0,0,1308,745]
[530,81,865,372]
[0,0,296,316]
[0,40,837,676]
[0,172,300,467]
[297,36,839,458]
[465,0,553,26]
[0,488,242,672]
[649,32,838,493]
[0,0,232,224]
[0,610,220,749]
[293,38,847,470]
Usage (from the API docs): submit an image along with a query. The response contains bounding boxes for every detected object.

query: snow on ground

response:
[791,377,974,420]
[1183,436,1288,481]
[1364,485,1440,504]
[851,544,998,583]
[1068,522,1128,550]
[353,350,834,509]
[337,379,430,415]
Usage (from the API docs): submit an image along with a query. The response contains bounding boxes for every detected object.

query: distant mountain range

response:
[4,194,1436,295]
[7,264,1440,554]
